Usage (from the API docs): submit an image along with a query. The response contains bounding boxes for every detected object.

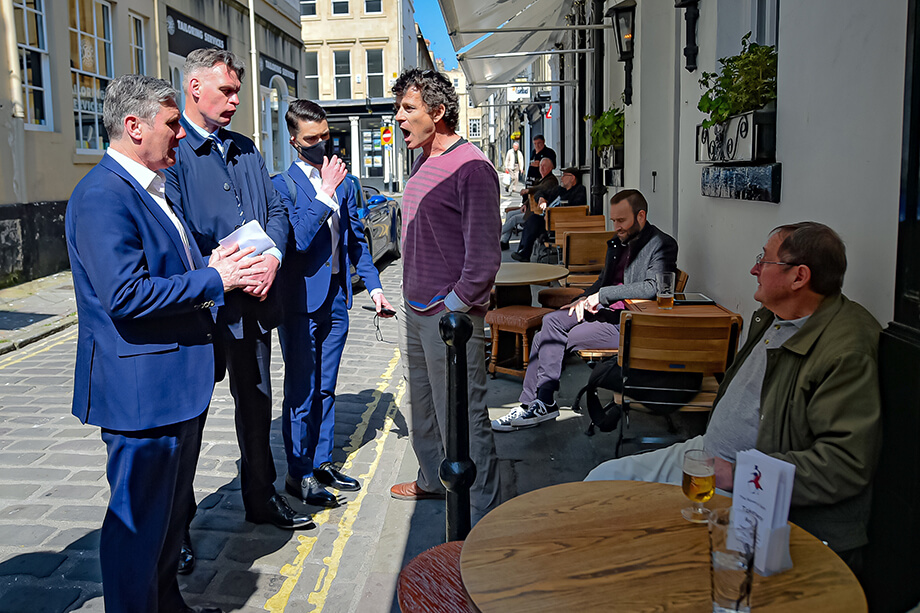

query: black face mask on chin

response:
[292,140,327,166]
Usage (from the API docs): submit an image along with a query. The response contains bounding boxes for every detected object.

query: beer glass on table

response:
[656,271,675,309]
[681,449,715,522]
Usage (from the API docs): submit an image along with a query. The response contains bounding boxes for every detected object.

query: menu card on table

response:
[219,220,275,257]
[731,449,796,576]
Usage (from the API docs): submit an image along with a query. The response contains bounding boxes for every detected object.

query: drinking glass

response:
[681,449,715,522]
[657,271,675,309]
[709,508,757,613]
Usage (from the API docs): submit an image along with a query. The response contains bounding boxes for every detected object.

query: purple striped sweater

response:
[401,141,501,317]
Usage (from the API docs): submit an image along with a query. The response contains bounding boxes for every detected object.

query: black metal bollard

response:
[438,312,477,542]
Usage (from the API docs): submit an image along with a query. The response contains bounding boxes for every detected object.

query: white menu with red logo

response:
[732,449,795,576]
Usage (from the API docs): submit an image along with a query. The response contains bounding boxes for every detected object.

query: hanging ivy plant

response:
[585,105,625,153]
[698,32,778,129]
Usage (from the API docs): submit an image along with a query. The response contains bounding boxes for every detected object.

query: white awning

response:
[443,0,574,106]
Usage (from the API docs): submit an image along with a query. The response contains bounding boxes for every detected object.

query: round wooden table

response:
[494,262,569,286]
[460,481,866,613]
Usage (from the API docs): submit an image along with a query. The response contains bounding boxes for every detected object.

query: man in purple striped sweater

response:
[388,68,503,522]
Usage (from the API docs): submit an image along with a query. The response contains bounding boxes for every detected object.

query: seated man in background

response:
[500,158,558,251]
[585,221,881,572]
[511,167,588,262]
[493,189,677,431]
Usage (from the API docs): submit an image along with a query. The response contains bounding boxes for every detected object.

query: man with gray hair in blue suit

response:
[66,73,261,613]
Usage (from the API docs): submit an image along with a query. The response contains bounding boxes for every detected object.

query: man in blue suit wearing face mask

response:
[272,99,395,507]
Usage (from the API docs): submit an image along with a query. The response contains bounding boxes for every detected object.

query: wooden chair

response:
[535,206,590,262]
[397,541,477,613]
[561,230,615,288]
[614,311,742,457]
[574,268,690,367]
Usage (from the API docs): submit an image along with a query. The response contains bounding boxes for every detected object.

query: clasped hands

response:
[565,293,601,322]
[209,244,277,300]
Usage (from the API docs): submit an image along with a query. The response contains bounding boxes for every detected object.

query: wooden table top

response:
[460,481,866,613]
[626,299,739,317]
[494,262,569,286]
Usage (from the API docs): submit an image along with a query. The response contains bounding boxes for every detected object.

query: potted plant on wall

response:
[696,32,777,164]
[586,105,625,171]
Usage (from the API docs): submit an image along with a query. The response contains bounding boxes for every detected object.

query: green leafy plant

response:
[585,105,625,153]
[698,32,777,129]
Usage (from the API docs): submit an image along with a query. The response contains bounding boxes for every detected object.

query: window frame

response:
[334,50,352,99]
[300,0,317,17]
[14,0,52,130]
[70,0,115,152]
[304,51,320,100]
[129,13,146,75]
[332,0,349,15]
[365,49,384,99]
[469,118,481,139]
[364,0,382,14]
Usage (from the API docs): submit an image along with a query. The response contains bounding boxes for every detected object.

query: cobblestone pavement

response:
[0,260,420,613]
[0,189,687,612]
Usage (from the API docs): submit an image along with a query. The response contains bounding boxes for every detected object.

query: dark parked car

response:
[346,174,401,263]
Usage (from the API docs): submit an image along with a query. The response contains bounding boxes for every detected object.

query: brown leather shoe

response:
[389,481,445,501]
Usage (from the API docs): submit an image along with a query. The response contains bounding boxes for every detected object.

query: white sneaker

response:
[491,406,536,432]
[511,399,560,427]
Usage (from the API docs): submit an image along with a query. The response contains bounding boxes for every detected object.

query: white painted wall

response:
[672,0,905,325]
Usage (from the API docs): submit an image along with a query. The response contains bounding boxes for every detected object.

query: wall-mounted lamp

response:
[608,0,636,105]
[675,0,700,72]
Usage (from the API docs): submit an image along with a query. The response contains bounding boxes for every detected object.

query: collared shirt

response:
[295,159,341,274]
[703,313,810,462]
[182,112,282,265]
[106,147,195,269]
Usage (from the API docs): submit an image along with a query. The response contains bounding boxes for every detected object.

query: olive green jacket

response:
[713,294,882,552]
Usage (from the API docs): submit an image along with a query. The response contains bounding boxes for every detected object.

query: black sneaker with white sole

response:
[491,406,537,432]
[511,399,560,427]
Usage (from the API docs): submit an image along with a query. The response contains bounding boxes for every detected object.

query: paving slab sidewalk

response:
[0,271,77,355]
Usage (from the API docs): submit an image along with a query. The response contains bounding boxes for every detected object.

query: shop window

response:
[14,0,51,128]
[70,0,113,151]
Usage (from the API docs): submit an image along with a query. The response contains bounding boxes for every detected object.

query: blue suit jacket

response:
[66,155,226,431]
[164,115,289,336]
[272,163,381,314]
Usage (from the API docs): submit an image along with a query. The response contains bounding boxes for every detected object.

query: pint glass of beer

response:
[681,449,715,522]
[656,271,675,309]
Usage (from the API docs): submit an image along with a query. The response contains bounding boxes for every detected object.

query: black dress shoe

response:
[314,462,361,492]
[177,528,195,575]
[245,493,315,529]
[285,474,340,508]
[510,250,529,262]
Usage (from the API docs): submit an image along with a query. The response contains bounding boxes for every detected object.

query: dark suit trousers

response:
[221,317,277,511]
[516,213,545,258]
[278,277,349,478]
[100,413,203,613]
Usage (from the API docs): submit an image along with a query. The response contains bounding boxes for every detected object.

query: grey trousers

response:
[399,302,502,523]
[501,209,526,242]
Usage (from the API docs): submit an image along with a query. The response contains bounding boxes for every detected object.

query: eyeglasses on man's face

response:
[754,253,799,268]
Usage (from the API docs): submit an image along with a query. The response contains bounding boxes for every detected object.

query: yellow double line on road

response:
[265,347,404,613]
[0,328,78,371]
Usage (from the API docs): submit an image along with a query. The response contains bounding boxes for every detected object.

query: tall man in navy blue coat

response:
[272,99,394,506]
[66,74,262,613]
[164,49,310,532]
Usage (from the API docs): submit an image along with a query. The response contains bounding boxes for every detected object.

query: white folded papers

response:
[731,449,795,576]
[218,220,275,257]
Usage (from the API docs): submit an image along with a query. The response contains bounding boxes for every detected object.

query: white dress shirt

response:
[106,148,195,269]
[296,159,342,274]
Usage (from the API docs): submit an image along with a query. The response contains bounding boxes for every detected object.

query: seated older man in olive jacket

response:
[586,221,882,573]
